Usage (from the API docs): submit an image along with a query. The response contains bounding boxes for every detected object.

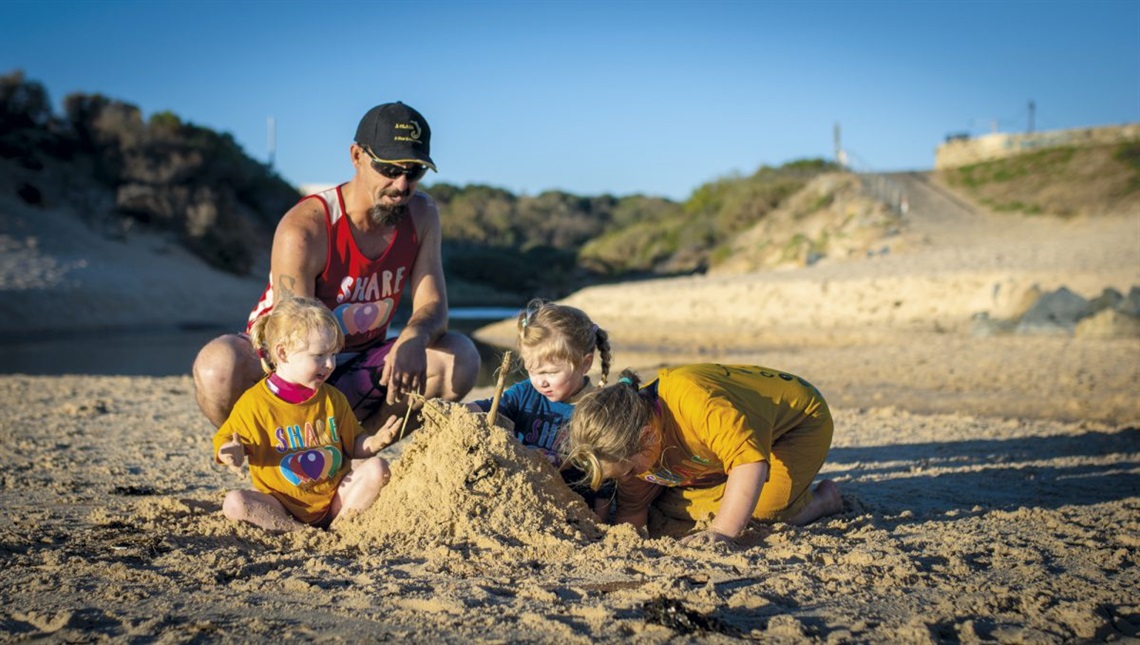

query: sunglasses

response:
[361,146,429,182]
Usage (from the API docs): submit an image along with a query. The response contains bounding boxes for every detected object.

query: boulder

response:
[1075,308,1140,339]
[1014,286,1090,335]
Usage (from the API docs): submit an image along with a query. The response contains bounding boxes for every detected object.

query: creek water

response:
[0,307,518,386]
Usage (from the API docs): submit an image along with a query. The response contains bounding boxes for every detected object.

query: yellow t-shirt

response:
[213,380,364,525]
[629,364,827,494]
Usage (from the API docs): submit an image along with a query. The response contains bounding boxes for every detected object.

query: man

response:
[193,101,480,444]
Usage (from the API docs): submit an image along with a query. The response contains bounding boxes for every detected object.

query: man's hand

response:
[362,415,403,453]
[218,432,245,468]
[381,334,429,405]
[679,528,736,547]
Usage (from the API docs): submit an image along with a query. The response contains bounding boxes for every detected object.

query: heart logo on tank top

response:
[335,299,393,337]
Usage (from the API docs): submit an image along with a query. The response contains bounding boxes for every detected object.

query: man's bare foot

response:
[787,479,843,526]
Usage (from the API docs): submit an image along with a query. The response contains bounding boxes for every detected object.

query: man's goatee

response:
[369,203,408,226]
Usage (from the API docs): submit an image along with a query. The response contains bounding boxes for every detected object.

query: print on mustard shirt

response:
[636,363,826,488]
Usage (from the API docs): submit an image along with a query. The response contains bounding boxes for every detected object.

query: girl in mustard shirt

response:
[563,363,842,545]
[213,296,391,532]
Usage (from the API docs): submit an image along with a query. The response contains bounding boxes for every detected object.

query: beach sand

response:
[1,181,1138,642]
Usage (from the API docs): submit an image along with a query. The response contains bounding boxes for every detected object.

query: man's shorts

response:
[328,339,396,421]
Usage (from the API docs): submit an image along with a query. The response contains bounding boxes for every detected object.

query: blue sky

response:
[2,0,1137,201]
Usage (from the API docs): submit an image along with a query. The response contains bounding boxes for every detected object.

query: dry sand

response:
[1,179,1138,643]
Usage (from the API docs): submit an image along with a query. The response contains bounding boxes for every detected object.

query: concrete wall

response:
[934,123,1140,170]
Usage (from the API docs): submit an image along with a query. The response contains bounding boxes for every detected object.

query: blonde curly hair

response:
[516,298,612,385]
[560,369,654,490]
[248,296,344,373]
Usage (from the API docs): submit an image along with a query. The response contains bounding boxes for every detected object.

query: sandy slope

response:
[0,176,1138,642]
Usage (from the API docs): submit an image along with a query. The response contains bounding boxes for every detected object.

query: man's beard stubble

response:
[368,190,410,226]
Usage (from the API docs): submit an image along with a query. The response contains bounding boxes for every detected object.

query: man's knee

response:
[195,335,242,385]
[430,332,481,399]
[193,334,259,424]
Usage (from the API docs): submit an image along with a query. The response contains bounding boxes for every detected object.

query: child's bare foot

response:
[787,479,843,526]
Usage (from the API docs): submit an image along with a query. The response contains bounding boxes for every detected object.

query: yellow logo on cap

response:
[394,120,422,143]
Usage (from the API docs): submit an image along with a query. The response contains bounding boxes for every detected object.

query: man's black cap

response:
[354,101,436,170]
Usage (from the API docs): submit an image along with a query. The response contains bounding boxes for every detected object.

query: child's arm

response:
[358,415,401,457]
[682,460,769,545]
[613,477,662,534]
[613,499,650,531]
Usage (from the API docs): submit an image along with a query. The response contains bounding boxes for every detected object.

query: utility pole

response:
[834,122,847,169]
[267,115,277,168]
[1027,100,1035,133]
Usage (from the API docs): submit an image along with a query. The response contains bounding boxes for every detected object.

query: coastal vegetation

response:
[940,140,1140,218]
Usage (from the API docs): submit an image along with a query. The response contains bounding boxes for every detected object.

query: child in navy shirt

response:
[469,299,615,520]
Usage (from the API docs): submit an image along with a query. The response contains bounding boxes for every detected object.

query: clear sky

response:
[1,0,1137,201]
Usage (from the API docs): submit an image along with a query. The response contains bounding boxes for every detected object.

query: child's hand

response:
[218,432,246,468]
[679,528,735,547]
[362,415,402,453]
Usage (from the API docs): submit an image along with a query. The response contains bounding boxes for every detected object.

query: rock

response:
[1087,287,1124,314]
[1014,286,1090,335]
[1074,308,1140,339]
[1119,286,1140,317]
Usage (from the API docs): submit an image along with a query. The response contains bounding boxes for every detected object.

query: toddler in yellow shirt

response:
[213,296,391,532]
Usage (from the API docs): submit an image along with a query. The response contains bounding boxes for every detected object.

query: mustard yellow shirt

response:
[213,380,364,524]
[620,364,827,507]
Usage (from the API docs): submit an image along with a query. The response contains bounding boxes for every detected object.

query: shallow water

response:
[0,307,517,384]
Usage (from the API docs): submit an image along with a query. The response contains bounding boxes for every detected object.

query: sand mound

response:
[337,400,604,555]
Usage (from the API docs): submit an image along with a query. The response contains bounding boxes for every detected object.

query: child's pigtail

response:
[248,315,275,374]
[595,325,612,386]
[615,369,640,390]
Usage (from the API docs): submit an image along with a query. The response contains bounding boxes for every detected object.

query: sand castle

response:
[338,400,605,555]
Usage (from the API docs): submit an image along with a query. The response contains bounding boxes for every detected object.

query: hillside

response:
[939,141,1140,218]
[708,172,902,274]
[3,68,1137,348]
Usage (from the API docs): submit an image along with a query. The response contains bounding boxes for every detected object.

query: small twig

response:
[396,394,415,442]
[408,392,447,426]
[486,351,513,425]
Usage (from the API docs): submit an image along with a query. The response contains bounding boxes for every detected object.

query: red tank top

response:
[248,185,420,352]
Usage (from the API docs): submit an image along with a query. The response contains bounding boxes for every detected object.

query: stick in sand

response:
[486,351,513,427]
[401,394,449,430]
[396,395,415,443]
